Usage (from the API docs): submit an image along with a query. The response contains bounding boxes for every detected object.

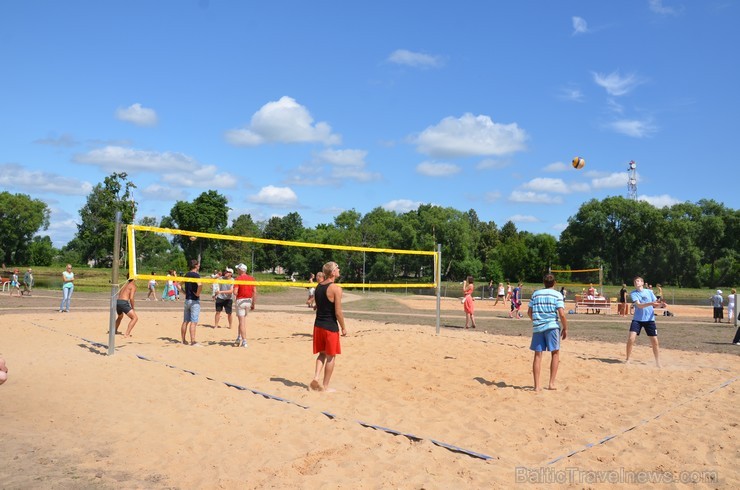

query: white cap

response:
[236,263,247,272]
[717,290,722,295]
[225,267,233,274]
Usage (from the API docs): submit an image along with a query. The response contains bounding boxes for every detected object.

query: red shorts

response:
[313,326,341,355]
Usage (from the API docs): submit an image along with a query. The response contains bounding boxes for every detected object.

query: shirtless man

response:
[115,276,139,338]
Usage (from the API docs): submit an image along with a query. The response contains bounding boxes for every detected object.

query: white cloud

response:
[416,161,461,177]
[0,163,93,196]
[387,49,443,68]
[509,191,564,204]
[161,165,237,189]
[559,87,585,102]
[606,98,624,114]
[476,158,509,170]
[648,0,681,15]
[413,113,527,158]
[74,146,238,188]
[592,71,644,96]
[591,172,629,189]
[572,16,589,35]
[508,214,541,223]
[248,185,299,207]
[74,145,200,172]
[34,133,78,147]
[552,223,568,232]
[140,184,187,201]
[116,103,158,126]
[484,191,502,202]
[570,182,592,193]
[638,194,681,208]
[544,161,569,172]
[522,177,571,194]
[226,96,341,146]
[607,118,657,138]
[383,199,423,213]
[315,148,381,182]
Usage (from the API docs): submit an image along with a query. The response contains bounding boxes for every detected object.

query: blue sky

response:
[1,0,738,248]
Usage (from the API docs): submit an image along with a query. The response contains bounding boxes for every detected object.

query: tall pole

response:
[436,243,442,335]
[108,211,122,355]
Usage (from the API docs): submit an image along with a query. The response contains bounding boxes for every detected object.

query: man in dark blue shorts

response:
[626,276,665,368]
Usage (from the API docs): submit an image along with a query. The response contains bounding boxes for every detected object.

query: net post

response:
[436,243,442,335]
[108,211,122,356]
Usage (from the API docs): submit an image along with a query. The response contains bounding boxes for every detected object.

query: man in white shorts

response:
[233,263,256,348]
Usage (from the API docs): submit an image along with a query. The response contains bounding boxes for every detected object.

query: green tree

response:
[135,216,180,272]
[75,173,136,266]
[261,212,304,275]
[0,192,51,264]
[165,190,229,266]
[223,214,261,272]
[28,235,56,266]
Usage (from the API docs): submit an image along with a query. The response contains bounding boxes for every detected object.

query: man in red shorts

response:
[310,261,348,392]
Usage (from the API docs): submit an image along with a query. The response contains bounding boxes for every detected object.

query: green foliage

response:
[0,191,51,264]
[28,236,56,266]
[73,172,136,267]
[166,190,230,267]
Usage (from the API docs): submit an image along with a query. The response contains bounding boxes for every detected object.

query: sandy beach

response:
[1,291,738,488]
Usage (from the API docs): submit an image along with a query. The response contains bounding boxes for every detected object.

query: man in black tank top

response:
[310,261,348,392]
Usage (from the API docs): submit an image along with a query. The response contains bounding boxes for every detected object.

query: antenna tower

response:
[627,160,637,200]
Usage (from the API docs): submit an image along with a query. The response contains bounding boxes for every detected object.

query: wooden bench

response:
[574,294,613,315]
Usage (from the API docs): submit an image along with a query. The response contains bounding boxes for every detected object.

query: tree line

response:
[1,173,737,288]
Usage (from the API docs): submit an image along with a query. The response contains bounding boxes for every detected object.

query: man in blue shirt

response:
[626,276,665,367]
[527,274,568,391]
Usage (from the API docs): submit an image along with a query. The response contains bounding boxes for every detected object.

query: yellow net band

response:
[128,224,437,256]
[134,274,433,289]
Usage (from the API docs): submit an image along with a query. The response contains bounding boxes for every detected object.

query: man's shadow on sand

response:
[473,376,528,390]
[576,355,623,364]
[270,377,309,390]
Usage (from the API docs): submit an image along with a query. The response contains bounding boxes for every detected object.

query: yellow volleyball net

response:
[126,224,440,290]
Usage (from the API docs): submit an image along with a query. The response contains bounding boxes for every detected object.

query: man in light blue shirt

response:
[626,276,666,367]
[527,274,568,391]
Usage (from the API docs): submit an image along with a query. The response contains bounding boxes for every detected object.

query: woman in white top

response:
[728,288,736,324]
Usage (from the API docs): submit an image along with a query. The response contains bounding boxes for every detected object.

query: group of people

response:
[466,280,524,326]
[711,288,737,324]
[462,274,673,391]
[6,268,34,297]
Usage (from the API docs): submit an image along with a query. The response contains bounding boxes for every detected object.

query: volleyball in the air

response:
[572,157,585,170]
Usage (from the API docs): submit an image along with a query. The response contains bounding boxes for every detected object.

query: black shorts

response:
[215,298,233,315]
[116,299,133,315]
[713,307,723,319]
[629,320,657,337]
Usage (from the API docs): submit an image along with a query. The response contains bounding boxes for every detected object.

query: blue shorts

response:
[183,300,201,323]
[530,328,561,352]
[629,320,657,336]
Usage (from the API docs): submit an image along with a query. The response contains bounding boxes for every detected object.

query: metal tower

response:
[627,160,637,200]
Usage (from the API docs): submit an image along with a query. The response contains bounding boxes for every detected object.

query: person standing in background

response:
[59,264,74,312]
[711,290,724,324]
[728,289,736,324]
[463,275,476,329]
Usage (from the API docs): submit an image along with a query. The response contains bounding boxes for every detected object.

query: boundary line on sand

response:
[28,321,495,462]
[544,376,738,465]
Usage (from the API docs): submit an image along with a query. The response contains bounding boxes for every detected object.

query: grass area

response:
[4,267,733,305]
[2,266,295,294]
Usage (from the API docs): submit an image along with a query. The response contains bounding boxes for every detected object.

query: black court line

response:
[544,376,738,465]
[29,321,494,462]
